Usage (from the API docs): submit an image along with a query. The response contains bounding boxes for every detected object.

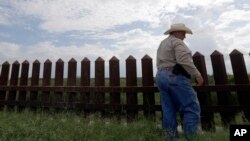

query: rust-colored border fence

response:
[0,49,250,131]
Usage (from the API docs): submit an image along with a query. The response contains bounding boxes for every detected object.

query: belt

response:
[158,66,173,71]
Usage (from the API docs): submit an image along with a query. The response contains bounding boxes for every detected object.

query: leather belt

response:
[158,67,173,71]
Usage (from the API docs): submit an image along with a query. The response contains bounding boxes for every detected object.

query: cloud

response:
[111,29,161,57]
[2,0,236,29]
[1,0,250,76]
[6,0,165,33]
[216,9,250,30]
[0,28,161,77]
[0,41,118,77]
[0,3,11,25]
[68,28,163,59]
[0,28,160,62]
[7,0,234,33]
[0,42,21,60]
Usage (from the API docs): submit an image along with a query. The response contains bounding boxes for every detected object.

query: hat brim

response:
[164,27,193,35]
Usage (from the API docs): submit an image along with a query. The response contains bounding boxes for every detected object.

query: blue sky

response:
[0,0,250,77]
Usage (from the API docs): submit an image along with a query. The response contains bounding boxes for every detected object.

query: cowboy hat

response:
[164,23,193,35]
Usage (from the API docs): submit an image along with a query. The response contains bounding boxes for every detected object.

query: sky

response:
[0,0,250,78]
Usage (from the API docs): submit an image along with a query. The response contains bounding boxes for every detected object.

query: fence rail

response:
[0,49,250,131]
[1,85,250,92]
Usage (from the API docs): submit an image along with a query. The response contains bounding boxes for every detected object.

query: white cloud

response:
[234,24,250,52]
[1,0,237,30]
[7,0,165,33]
[0,3,10,25]
[0,41,119,77]
[69,28,162,59]
[0,28,161,77]
[1,0,250,76]
[0,28,161,63]
[7,0,234,33]
[0,42,21,61]
[216,9,250,30]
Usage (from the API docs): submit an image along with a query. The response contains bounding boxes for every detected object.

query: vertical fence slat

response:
[7,61,20,110]
[95,57,105,115]
[211,50,235,126]
[0,61,10,110]
[109,56,121,116]
[30,60,40,111]
[81,57,90,114]
[42,59,52,110]
[141,55,155,119]
[18,60,29,111]
[126,55,138,121]
[54,59,64,111]
[67,58,77,110]
[193,52,215,131]
[230,49,250,121]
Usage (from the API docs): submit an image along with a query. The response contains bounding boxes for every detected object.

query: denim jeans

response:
[155,69,200,140]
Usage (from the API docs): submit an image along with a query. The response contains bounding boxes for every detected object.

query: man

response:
[155,23,204,140]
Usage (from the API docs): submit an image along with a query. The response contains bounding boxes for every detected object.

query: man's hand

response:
[195,74,204,86]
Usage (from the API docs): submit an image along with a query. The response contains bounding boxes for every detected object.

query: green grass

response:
[1,75,249,141]
[0,110,232,141]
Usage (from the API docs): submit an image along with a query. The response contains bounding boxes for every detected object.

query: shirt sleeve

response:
[172,38,201,76]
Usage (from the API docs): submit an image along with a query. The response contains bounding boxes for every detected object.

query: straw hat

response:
[164,23,193,35]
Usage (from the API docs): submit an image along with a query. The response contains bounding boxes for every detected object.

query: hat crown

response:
[164,23,193,35]
[171,23,185,28]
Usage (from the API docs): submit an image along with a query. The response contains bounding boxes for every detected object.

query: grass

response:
[0,110,165,141]
[0,76,248,141]
[0,110,232,141]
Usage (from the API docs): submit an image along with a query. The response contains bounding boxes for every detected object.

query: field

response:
[0,110,235,141]
[1,75,250,140]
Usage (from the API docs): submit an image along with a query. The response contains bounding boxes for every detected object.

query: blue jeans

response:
[155,69,200,140]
